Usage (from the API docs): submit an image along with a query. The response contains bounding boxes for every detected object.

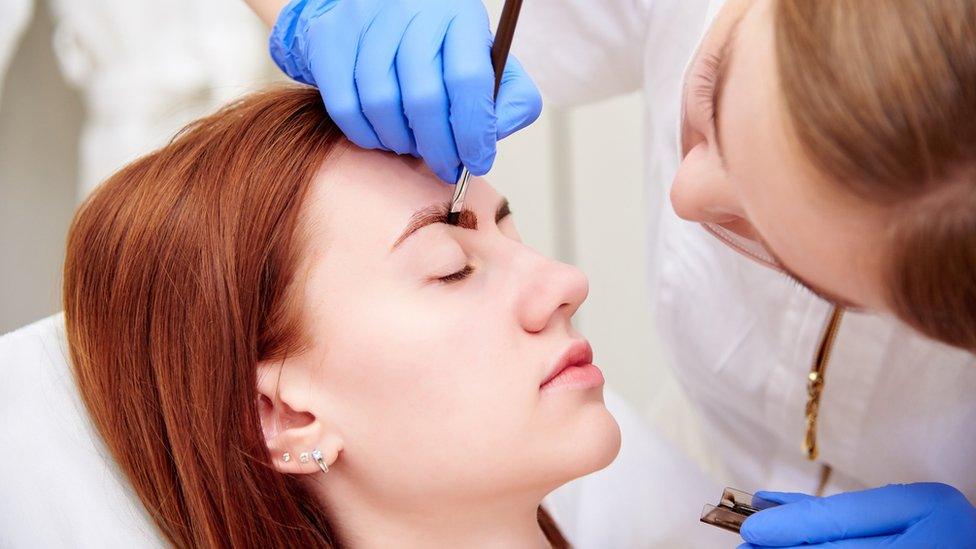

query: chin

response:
[575,401,622,474]
[541,399,622,488]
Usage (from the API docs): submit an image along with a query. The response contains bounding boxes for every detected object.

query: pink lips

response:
[540,340,605,392]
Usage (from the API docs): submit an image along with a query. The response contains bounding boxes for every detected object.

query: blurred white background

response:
[0,0,706,462]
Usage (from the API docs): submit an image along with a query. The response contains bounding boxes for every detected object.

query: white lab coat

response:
[516,0,976,502]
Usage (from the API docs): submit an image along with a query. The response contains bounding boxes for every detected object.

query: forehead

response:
[302,145,500,254]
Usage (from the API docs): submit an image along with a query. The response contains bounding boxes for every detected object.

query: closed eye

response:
[693,52,722,124]
[427,198,511,285]
[495,199,511,223]
[436,265,474,284]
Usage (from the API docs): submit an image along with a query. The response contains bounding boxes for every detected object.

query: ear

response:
[256,362,344,475]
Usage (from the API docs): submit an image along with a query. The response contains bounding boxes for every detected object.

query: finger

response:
[354,4,417,155]
[494,55,543,140]
[307,11,383,150]
[442,3,496,176]
[805,535,903,548]
[754,491,817,505]
[397,12,462,183]
[742,484,935,547]
[740,536,901,549]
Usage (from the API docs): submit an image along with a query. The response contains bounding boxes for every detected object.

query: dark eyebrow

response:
[712,16,744,164]
[391,197,510,250]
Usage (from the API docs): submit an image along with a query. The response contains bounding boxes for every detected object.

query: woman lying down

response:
[62,85,623,547]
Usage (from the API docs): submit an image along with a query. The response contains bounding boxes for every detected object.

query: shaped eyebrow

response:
[391,198,512,250]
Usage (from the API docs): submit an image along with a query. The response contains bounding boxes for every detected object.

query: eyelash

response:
[436,265,475,284]
[694,52,722,123]
[431,207,510,285]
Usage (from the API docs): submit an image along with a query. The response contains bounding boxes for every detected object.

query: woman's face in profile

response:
[263,144,621,505]
[672,0,890,311]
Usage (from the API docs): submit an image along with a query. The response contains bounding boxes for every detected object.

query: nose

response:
[670,140,744,224]
[514,251,589,334]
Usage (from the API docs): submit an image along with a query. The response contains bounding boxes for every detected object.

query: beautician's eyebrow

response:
[711,16,744,163]
[391,197,511,250]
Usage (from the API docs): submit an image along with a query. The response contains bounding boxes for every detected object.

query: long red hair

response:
[63,86,567,547]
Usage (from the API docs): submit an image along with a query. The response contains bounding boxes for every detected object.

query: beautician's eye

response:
[436,265,474,284]
[694,52,722,124]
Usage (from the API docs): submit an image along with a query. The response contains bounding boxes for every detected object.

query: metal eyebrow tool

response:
[447,0,524,225]
[700,487,781,534]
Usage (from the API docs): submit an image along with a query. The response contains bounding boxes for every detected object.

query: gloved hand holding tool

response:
[269,0,543,183]
[739,483,976,548]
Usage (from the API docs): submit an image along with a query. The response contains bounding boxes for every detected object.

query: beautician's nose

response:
[515,253,589,333]
[671,140,746,224]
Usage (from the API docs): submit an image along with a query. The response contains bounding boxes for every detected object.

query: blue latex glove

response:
[270,0,543,183]
[739,483,976,548]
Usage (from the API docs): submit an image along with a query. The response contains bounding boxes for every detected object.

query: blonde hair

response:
[776,0,976,350]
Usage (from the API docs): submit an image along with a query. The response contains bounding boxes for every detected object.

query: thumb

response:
[494,55,543,140]
[754,491,816,505]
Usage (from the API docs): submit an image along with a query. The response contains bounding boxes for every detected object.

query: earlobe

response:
[267,429,344,476]
[256,363,344,476]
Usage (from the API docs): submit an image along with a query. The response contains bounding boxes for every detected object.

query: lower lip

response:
[540,363,605,393]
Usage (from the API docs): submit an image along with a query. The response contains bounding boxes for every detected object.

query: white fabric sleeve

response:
[513,0,652,107]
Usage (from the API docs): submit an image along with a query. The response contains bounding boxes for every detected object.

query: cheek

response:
[309,285,542,487]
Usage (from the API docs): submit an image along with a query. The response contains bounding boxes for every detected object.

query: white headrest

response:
[0,314,162,548]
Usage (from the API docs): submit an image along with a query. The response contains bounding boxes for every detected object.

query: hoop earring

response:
[311,449,329,474]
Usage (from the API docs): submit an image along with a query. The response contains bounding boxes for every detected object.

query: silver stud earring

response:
[282,452,291,463]
[299,452,310,463]
[311,449,329,474]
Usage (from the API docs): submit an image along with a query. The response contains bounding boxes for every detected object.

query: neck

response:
[321,488,552,549]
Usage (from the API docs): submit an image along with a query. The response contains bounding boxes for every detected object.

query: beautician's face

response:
[290,145,619,504]
[673,0,890,310]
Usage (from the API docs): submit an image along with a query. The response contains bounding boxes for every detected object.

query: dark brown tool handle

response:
[491,0,524,98]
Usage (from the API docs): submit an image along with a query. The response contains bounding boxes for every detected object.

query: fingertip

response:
[466,149,495,176]
[317,92,384,151]
[739,515,761,542]
[755,491,813,505]
[433,164,461,184]
[495,68,543,139]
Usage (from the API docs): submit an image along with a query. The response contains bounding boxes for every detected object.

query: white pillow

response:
[0,314,161,548]
[0,314,728,548]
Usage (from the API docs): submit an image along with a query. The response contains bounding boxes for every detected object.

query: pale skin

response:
[256,145,621,548]
[674,0,891,310]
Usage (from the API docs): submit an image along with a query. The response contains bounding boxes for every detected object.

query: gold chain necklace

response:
[803,305,845,461]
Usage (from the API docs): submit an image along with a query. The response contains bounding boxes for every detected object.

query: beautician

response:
[245,0,976,545]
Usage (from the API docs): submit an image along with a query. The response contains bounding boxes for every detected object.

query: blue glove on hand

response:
[270,0,543,183]
[739,483,976,548]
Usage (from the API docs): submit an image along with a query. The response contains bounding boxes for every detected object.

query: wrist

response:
[269,0,339,85]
